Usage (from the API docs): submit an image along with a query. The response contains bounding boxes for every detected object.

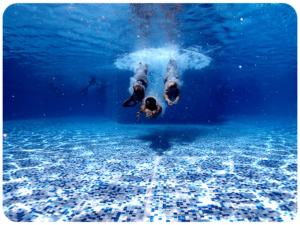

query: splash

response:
[115,45,211,115]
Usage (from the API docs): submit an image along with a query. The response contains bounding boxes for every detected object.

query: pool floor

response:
[2,117,297,222]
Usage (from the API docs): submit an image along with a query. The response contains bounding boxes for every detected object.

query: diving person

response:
[97,79,111,95]
[74,76,99,96]
[46,79,64,97]
[122,62,148,107]
[217,82,233,103]
[136,97,162,121]
[163,59,181,106]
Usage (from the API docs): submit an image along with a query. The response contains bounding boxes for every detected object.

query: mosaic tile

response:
[2,117,297,222]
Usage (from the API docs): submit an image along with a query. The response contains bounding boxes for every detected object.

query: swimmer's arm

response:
[152,105,162,118]
[143,64,148,74]
[163,88,172,104]
[135,105,149,120]
[173,89,181,104]
[122,95,138,107]
[139,105,151,114]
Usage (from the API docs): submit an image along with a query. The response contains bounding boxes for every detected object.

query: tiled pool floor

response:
[2,117,297,222]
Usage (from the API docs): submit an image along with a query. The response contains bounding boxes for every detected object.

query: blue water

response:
[2,3,297,222]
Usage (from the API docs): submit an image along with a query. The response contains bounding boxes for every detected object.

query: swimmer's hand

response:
[173,100,178,105]
[168,101,173,106]
[146,111,153,118]
[136,112,140,121]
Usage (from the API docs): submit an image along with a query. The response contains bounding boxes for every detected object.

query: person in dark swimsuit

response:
[75,76,99,96]
[122,62,148,107]
[136,97,162,121]
[46,79,64,97]
[96,79,111,95]
[217,82,233,103]
[163,60,181,105]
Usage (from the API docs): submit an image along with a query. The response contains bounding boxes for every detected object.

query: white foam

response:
[115,45,211,115]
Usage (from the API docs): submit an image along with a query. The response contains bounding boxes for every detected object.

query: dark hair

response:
[146,97,156,103]
[146,97,157,110]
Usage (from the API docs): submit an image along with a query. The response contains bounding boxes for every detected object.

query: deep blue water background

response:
[3,3,297,123]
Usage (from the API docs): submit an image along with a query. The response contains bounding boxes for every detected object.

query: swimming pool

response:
[2,116,297,222]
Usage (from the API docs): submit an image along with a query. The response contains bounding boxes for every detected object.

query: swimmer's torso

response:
[167,88,179,99]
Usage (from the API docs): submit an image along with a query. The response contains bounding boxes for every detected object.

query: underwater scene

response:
[2,3,297,222]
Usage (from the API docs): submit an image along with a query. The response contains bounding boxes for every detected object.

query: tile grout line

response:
[143,155,160,222]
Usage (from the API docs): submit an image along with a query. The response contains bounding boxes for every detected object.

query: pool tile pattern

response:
[2,118,297,222]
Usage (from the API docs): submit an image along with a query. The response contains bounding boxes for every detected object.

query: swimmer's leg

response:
[136,62,142,72]
[164,61,175,85]
[163,74,168,86]
[143,63,148,74]
[134,63,148,89]
[142,64,148,88]
[167,59,177,71]
[168,59,180,81]
[75,86,88,96]
[169,59,176,65]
